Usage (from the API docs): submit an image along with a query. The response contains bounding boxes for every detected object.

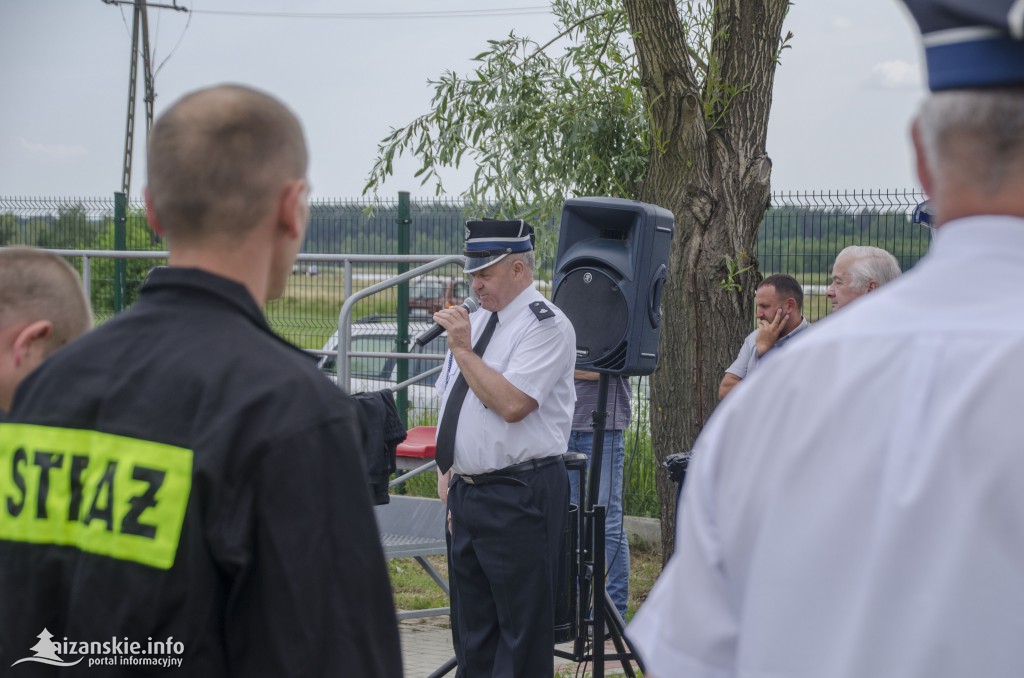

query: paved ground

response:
[400,618,455,677]
[396,517,658,676]
[399,617,638,677]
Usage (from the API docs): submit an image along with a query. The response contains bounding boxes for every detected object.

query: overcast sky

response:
[0,0,926,201]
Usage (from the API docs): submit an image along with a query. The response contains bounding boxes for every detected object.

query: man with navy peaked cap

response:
[433,219,576,677]
[628,3,1024,677]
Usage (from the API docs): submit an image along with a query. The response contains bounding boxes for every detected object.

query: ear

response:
[866,281,879,293]
[144,187,165,237]
[277,179,309,241]
[911,119,934,197]
[13,320,52,367]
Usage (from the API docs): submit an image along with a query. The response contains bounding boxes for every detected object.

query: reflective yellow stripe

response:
[0,423,193,570]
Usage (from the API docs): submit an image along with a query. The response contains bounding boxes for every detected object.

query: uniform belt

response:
[458,455,563,485]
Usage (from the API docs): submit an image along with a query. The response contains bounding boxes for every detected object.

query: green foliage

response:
[387,556,449,611]
[89,208,164,319]
[0,213,17,245]
[362,0,763,233]
[757,206,931,276]
[776,29,795,64]
[393,470,439,499]
[623,385,658,518]
[685,1,753,130]
[0,204,164,321]
[364,0,654,240]
[719,252,755,293]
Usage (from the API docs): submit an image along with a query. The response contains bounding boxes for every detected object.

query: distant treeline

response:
[759,206,931,276]
[300,202,931,277]
[0,197,932,295]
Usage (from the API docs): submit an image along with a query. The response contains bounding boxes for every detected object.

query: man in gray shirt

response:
[718,274,808,400]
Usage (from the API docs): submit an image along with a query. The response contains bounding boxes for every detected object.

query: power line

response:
[153,0,193,78]
[188,6,552,20]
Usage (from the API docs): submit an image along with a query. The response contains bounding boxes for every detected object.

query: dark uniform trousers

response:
[448,458,568,677]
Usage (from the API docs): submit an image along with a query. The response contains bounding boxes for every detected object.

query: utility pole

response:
[102,0,188,196]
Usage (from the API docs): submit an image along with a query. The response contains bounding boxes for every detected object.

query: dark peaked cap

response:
[900,0,1024,90]
[463,219,535,273]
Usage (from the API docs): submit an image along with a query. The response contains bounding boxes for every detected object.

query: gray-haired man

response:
[826,245,902,311]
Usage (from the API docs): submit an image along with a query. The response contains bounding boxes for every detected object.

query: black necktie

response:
[435,312,499,473]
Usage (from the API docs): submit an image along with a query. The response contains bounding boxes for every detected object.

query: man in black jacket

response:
[0,84,402,677]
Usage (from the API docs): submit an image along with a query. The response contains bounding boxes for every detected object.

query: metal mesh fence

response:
[277,198,478,349]
[0,190,930,516]
[0,196,164,324]
[759,189,930,321]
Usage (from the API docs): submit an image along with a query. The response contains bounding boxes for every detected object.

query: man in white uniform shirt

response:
[433,219,576,677]
[628,2,1024,677]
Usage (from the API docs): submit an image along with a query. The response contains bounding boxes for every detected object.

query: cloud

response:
[19,138,87,160]
[869,60,922,89]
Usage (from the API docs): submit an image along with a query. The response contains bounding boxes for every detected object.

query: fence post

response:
[396,191,411,427]
[113,192,128,313]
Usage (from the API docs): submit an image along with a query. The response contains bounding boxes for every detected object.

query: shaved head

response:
[0,247,92,356]
[146,84,308,242]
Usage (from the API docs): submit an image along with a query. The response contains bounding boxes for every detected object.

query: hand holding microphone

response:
[415,297,480,346]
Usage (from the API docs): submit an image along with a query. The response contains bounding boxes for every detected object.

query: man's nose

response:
[826,285,835,298]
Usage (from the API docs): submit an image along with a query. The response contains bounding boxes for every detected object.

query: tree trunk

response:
[622,0,790,561]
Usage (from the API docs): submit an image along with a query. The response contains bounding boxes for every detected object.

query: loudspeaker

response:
[552,197,674,376]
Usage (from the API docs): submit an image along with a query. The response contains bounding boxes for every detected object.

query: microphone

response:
[415,297,480,346]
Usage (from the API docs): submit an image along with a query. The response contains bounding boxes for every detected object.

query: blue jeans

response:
[567,429,629,619]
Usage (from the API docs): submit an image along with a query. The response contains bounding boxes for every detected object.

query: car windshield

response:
[411,281,445,301]
[319,335,394,378]
[318,327,446,382]
[349,335,395,379]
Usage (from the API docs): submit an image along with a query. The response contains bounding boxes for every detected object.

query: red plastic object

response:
[396,425,437,459]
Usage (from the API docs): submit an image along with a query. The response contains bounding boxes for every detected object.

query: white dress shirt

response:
[435,285,576,475]
[629,216,1024,678]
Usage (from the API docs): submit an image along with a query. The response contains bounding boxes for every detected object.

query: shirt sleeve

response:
[226,412,402,677]
[502,317,575,403]
[725,332,755,378]
[626,426,739,678]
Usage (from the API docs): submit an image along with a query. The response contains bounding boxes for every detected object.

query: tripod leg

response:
[601,591,642,678]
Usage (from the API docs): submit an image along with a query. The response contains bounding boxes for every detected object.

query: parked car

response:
[409,276,470,318]
[317,320,447,420]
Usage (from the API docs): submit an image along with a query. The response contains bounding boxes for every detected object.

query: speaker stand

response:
[554,372,645,677]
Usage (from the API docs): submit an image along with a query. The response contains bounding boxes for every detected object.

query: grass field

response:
[265,268,399,349]
[389,535,664,624]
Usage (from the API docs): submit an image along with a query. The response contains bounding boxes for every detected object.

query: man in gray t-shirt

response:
[718,274,808,400]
